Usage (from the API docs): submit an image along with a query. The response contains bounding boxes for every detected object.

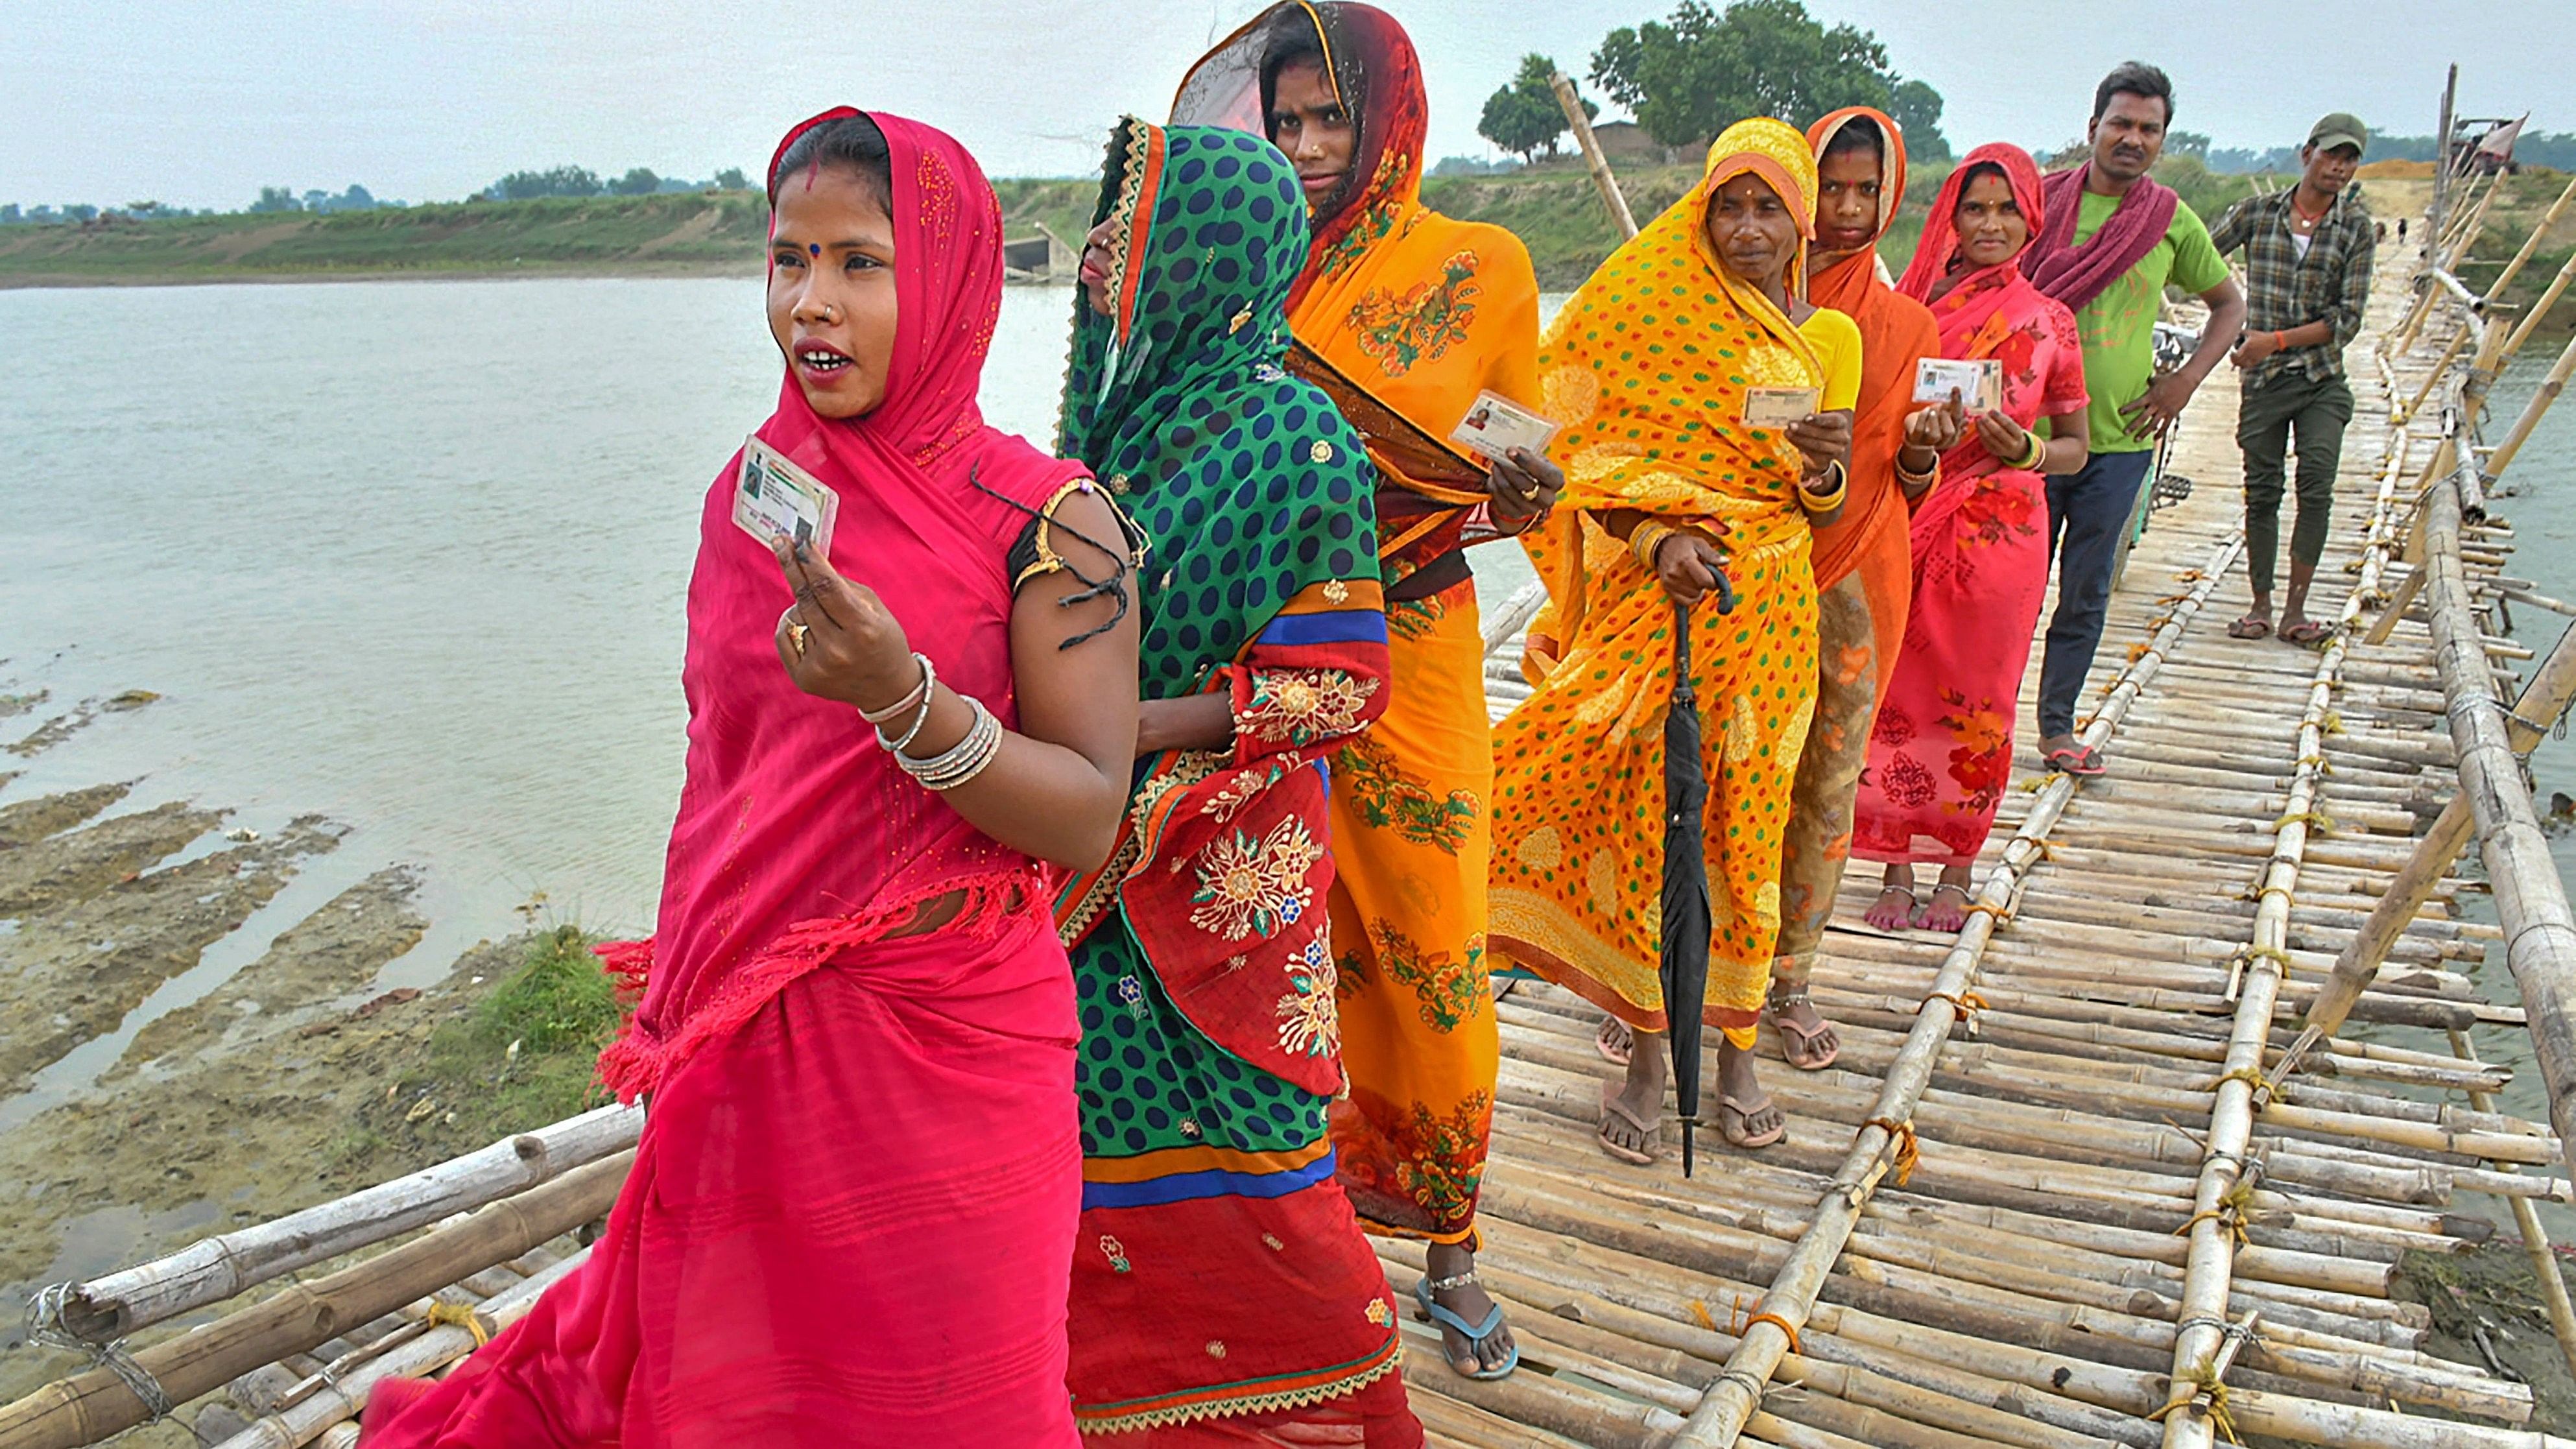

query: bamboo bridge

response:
[14,77,2576,1449]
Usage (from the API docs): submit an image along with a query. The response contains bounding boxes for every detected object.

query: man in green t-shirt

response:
[2025,62,2246,775]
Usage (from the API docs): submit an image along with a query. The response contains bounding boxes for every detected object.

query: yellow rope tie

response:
[2320,710,2346,736]
[2147,1363,2247,1447]
[1688,1299,1718,1333]
[1964,900,2014,928]
[1919,990,1990,1036]
[424,1301,491,1347]
[2252,885,2298,909]
[2175,569,2206,583]
[2272,809,2336,835]
[2032,838,2061,862]
[2232,945,2294,974]
[1865,1116,1921,1187]
[2126,641,2153,664]
[2293,753,2335,776]
[1745,1311,1802,1355]
[2213,1064,2279,1112]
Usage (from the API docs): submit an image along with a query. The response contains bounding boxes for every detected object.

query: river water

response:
[1,276,2573,1138]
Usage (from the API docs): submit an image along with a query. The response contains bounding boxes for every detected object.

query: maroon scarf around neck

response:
[2025,163,2178,313]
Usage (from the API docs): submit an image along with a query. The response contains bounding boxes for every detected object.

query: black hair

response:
[769,113,893,213]
[2092,62,2173,125]
[1820,114,1885,164]
[1955,160,2009,197]
[1258,34,1332,136]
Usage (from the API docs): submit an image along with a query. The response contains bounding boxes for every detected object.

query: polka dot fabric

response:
[1486,118,1828,1038]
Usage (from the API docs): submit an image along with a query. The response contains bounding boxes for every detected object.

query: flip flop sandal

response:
[1595,1014,1635,1066]
[1718,1092,1786,1149]
[2227,615,2272,639]
[1597,1083,1660,1165]
[1764,991,1841,1072]
[1414,1275,1521,1381]
[2280,620,2336,645]
[2043,745,2106,777]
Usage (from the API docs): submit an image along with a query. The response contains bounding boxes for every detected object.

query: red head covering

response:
[601,109,1085,1099]
[1898,141,2047,303]
[1804,105,1908,313]
[1169,1,1427,311]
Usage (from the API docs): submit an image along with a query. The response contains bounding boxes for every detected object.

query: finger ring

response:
[787,622,811,656]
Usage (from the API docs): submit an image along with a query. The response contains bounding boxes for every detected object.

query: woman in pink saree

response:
[359,109,1141,1446]
[1852,144,2090,929]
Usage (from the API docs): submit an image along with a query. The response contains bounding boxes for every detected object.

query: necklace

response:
[2289,190,2332,228]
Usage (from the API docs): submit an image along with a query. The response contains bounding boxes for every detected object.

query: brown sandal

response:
[1764,990,1841,1071]
[1595,1014,1635,1066]
[1597,1084,1660,1165]
[1718,1092,1786,1149]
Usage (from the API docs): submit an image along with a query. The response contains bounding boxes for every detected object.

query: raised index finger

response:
[770,534,852,628]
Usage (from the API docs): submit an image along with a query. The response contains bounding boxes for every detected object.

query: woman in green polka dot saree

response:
[1051,117,1420,1445]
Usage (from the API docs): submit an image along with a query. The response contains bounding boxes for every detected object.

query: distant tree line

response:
[477,165,750,201]
[1476,0,1951,166]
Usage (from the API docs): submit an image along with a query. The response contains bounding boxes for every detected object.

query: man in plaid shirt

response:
[2210,112,2375,645]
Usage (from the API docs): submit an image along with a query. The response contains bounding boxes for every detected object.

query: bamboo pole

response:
[2483,329,2576,483]
[1667,534,2245,1448]
[2500,245,2576,360]
[0,1152,630,1449]
[2287,618,2576,1056]
[2420,409,2576,1193]
[30,1104,639,1345]
[202,1248,593,1449]
[2449,1027,2576,1382]
[1549,72,1636,241]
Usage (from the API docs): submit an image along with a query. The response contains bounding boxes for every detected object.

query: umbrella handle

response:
[1710,564,1737,615]
[1671,596,1695,682]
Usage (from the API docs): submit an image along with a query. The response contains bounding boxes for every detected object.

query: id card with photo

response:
[1914,357,2003,413]
[1449,389,1562,462]
[1743,386,1820,428]
[733,437,841,552]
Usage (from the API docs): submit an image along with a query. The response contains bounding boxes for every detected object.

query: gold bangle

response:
[1797,462,1848,514]
[1895,453,1938,494]
[2016,431,2047,472]
[1630,521,1679,573]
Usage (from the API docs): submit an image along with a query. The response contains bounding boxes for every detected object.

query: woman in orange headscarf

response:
[1489,117,1857,1164]
[1172,1,1556,1382]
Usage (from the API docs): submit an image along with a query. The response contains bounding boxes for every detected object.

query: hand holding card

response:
[1913,358,2002,414]
[1744,386,1822,428]
[1450,389,1561,463]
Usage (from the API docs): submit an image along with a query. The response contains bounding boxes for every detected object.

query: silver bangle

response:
[858,652,933,724]
[875,654,938,754]
[901,696,1003,791]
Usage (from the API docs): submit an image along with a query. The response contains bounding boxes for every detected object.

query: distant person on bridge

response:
[2022,62,2246,776]
[2211,112,2376,647]
[1170,0,1561,1383]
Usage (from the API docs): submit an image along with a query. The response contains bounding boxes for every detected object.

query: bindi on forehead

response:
[809,243,821,257]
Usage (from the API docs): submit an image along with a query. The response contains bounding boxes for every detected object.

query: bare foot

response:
[1765,989,1840,1070]
[1595,1014,1634,1066]
[1599,1031,1667,1164]
[1920,880,1972,933]
[1863,884,1916,931]
[1713,1036,1783,1147]
[1422,1239,1514,1377]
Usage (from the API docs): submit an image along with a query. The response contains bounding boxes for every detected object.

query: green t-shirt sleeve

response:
[2167,203,2231,297]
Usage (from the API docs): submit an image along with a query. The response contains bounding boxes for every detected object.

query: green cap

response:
[2308,112,2368,155]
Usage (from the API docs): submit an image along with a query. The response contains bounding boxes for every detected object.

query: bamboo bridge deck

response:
[9,234,2576,1449]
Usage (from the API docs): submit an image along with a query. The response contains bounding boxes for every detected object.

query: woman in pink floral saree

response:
[1852,143,2090,931]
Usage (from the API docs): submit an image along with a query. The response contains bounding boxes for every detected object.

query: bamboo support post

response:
[2288,618,2576,1057]
[31,1103,640,1344]
[1666,534,2245,1448]
[2484,329,2576,484]
[0,1153,631,1449]
[2449,1027,2576,1382]
[1479,581,1545,655]
[1549,72,1636,241]
[2500,245,2576,362]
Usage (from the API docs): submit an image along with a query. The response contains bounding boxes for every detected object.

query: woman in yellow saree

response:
[1171,0,1556,1380]
[1490,117,1857,1163]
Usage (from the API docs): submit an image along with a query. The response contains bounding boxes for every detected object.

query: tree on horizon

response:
[1590,0,1949,159]
[1479,54,1594,164]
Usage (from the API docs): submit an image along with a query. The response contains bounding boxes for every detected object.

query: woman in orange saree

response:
[1489,118,1856,1164]
[1171,0,1556,1380]
[1852,145,2091,921]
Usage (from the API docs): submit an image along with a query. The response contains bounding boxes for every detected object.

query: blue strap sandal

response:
[1414,1273,1521,1381]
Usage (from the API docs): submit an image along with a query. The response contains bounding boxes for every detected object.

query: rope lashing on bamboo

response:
[2293,752,2336,775]
[1962,899,2014,928]
[1743,1311,1802,1354]
[423,1300,491,1347]
[1918,989,1990,1037]
[2174,1173,2265,1247]
[2272,809,2337,835]
[2223,944,2293,1003]
[2149,1361,2248,1447]
[22,1282,175,1421]
[2213,1064,2278,1112]
[1863,1116,1921,1186]
[2320,710,2345,735]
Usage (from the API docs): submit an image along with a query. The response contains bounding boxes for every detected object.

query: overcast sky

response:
[6,1,2571,211]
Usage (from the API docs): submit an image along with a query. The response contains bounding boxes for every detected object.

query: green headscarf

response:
[1057,117,1381,701]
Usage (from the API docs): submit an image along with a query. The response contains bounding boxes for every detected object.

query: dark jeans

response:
[2237,372,2355,595]
[2038,448,2158,739]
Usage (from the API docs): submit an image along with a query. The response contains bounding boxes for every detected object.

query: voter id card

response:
[1448,390,1561,462]
[1743,386,1820,428]
[1913,357,2003,413]
[733,437,841,552]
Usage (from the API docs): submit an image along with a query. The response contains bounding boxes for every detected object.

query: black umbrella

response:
[1662,568,1734,1177]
